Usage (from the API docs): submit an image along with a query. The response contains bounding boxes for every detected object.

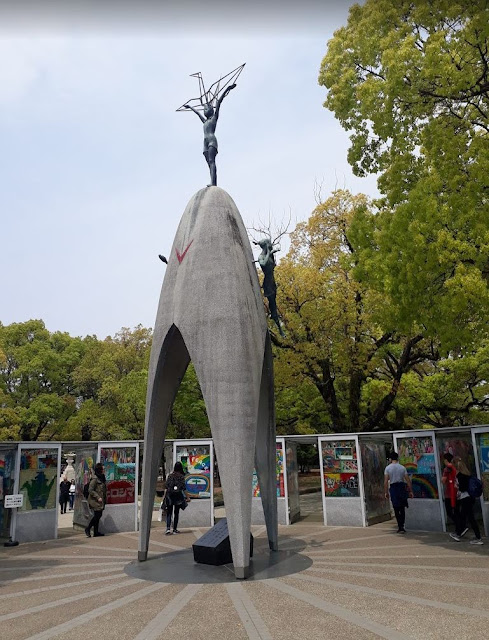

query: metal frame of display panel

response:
[319,435,366,527]
[13,442,62,543]
[471,426,489,537]
[97,441,139,532]
[173,439,214,527]
[393,430,445,532]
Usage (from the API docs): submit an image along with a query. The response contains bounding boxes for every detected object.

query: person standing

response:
[59,477,71,514]
[163,462,190,535]
[442,453,458,526]
[384,451,414,533]
[449,458,483,545]
[68,479,76,511]
[85,463,107,538]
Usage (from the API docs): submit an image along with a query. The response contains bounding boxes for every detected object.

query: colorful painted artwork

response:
[185,474,210,496]
[176,446,211,498]
[323,456,341,471]
[397,436,438,499]
[411,474,439,499]
[19,449,58,511]
[187,454,211,473]
[324,472,359,497]
[476,434,489,501]
[323,440,359,498]
[438,436,475,475]
[341,459,358,472]
[416,454,436,475]
[480,447,489,473]
[324,473,341,496]
[398,436,434,468]
[480,433,489,447]
[252,443,285,498]
[252,470,260,497]
[100,448,137,504]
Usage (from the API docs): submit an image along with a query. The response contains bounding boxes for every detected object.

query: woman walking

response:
[449,458,483,545]
[163,462,190,535]
[85,463,107,538]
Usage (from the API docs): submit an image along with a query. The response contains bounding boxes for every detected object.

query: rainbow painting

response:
[411,474,438,499]
[402,461,418,472]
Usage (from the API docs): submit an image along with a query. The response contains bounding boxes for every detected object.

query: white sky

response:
[1,1,378,338]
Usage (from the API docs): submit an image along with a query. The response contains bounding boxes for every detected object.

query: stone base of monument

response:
[192,518,253,568]
[126,546,311,584]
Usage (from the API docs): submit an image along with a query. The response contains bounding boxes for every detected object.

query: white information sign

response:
[5,494,23,508]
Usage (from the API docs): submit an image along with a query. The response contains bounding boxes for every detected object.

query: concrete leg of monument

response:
[234,566,250,580]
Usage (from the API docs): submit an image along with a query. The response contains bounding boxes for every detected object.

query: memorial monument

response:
[138,65,278,579]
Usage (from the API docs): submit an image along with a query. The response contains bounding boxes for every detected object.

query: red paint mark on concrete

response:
[176,240,193,264]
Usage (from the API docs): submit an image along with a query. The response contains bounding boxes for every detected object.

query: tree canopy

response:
[270,190,488,433]
[319,0,489,350]
[0,321,209,441]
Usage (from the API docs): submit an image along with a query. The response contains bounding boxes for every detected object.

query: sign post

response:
[3,493,22,547]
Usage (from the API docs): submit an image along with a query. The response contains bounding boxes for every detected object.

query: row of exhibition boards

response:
[1,425,488,544]
[0,437,296,543]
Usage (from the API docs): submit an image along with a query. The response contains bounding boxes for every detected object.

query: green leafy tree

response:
[297,444,319,473]
[70,325,152,440]
[273,190,436,432]
[320,0,489,350]
[0,320,84,440]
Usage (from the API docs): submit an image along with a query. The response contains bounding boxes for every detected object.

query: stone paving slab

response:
[0,521,488,639]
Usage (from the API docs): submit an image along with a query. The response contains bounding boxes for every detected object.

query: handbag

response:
[178,491,188,510]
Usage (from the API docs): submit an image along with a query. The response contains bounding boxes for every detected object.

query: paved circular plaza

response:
[1,521,488,640]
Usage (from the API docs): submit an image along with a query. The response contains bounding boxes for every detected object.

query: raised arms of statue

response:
[178,64,245,187]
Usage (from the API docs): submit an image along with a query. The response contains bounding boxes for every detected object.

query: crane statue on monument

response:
[177,64,245,186]
[138,63,280,580]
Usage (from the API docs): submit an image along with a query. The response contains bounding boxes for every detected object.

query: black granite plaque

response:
[192,518,253,566]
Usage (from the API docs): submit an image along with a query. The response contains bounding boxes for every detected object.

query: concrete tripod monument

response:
[138,186,279,579]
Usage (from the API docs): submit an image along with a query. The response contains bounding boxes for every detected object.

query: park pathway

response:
[1,520,488,639]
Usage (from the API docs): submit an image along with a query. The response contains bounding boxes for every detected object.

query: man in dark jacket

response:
[59,477,71,514]
[85,463,107,538]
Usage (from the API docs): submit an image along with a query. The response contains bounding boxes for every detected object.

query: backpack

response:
[468,476,483,499]
[166,475,185,505]
[83,482,90,500]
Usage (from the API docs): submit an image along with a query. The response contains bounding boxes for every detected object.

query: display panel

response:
[252,442,285,498]
[19,448,58,511]
[476,432,489,502]
[437,435,475,474]
[360,440,391,520]
[175,445,211,498]
[322,440,359,497]
[397,436,438,499]
[100,447,137,504]
[0,448,16,538]
[73,446,97,528]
